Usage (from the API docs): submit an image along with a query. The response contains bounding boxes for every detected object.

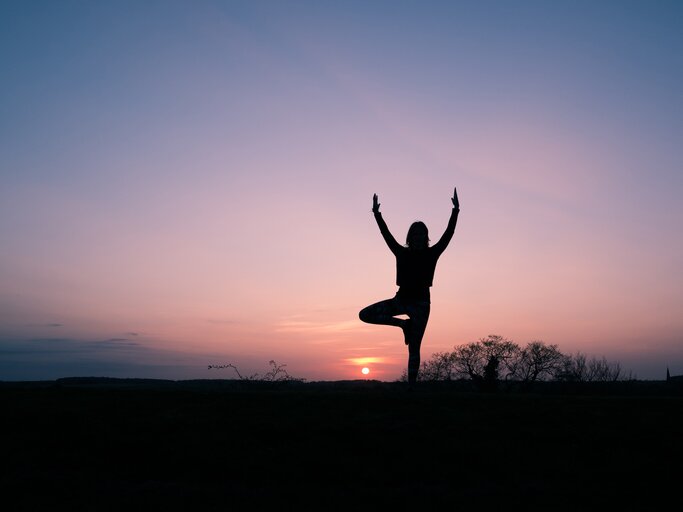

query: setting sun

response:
[361,367,370,375]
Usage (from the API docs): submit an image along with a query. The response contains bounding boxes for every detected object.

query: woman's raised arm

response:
[372,193,402,255]
[432,187,460,255]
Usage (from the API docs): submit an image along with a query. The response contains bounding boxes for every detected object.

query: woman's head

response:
[406,221,429,249]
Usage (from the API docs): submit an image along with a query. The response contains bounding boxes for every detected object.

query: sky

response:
[1,0,682,381]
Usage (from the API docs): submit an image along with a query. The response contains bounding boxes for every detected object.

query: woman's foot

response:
[401,319,413,345]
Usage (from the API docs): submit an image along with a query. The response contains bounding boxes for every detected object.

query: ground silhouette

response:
[2,378,681,510]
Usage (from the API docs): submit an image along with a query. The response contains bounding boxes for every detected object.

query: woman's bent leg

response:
[359,298,406,328]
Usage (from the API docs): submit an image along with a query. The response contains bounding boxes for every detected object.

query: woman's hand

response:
[451,187,459,210]
[372,193,381,213]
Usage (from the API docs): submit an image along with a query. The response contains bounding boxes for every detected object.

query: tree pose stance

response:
[359,188,460,385]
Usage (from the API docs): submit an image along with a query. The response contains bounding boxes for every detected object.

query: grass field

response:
[2,378,682,510]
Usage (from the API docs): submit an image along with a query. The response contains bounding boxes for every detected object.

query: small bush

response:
[208,360,305,382]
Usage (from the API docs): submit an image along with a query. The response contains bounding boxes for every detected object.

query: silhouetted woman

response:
[359,188,460,385]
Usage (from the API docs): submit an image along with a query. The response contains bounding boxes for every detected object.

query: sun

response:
[361,367,370,375]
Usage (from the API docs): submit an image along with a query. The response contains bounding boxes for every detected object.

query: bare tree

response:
[208,360,304,382]
[587,356,622,382]
[405,337,631,385]
[417,351,458,381]
[452,335,520,381]
[555,352,624,382]
[511,341,565,382]
[555,352,585,382]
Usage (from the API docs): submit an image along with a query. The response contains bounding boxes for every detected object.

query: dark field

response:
[2,378,682,510]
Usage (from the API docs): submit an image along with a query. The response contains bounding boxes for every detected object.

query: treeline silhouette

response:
[402,334,631,388]
[206,337,633,388]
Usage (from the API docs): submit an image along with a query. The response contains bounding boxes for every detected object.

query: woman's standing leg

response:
[405,302,431,385]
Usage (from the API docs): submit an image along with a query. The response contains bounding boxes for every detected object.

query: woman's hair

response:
[406,221,429,249]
